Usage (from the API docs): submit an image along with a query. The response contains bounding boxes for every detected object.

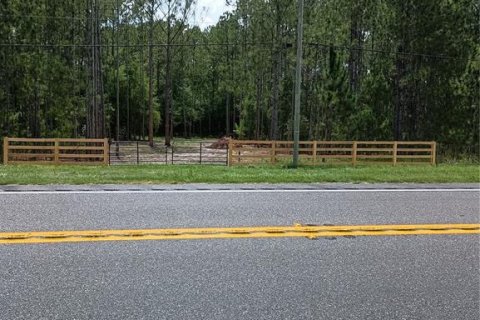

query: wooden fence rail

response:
[3,138,109,165]
[227,140,436,166]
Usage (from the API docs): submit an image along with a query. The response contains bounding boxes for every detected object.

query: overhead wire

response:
[0,41,476,62]
[0,8,477,63]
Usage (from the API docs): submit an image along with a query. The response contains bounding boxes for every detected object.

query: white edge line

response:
[0,188,478,195]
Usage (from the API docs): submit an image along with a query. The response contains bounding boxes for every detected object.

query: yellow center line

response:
[0,223,479,245]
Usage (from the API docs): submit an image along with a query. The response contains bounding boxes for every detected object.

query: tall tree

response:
[86,0,105,138]
[159,0,195,146]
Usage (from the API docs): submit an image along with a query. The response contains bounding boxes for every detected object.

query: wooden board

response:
[4,138,109,166]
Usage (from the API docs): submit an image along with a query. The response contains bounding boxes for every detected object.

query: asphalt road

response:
[0,184,479,319]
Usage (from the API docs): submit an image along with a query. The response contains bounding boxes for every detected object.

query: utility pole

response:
[292,0,304,168]
[148,1,155,147]
[115,0,120,147]
[90,0,96,138]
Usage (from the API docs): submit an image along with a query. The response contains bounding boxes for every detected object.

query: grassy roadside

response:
[0,164,478,185]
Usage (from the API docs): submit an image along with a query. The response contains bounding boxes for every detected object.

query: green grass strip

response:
[0,164,478,185]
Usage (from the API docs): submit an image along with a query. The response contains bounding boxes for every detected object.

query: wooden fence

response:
[3,138,109,165]
[227,140,436,166]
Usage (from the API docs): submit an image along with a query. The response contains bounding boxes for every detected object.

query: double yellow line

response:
[0,223,479,245]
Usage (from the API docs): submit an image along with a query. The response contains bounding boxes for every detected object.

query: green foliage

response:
[0,0,477,156]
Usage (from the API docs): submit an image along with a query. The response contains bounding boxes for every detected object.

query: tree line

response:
[0,0,478,152]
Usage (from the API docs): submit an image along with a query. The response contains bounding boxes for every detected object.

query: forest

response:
[0,0,478,153]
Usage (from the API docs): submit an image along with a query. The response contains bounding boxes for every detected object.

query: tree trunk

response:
[96,2,105,138]
[183,101,187,138]
[255,73,263,139]
[32,75,40,138]
[394,52,406,140]
[85,0,104,138]
[270,4,282,140]
[140,16,146,140]
[270,47,281,140]
[348,2,363,93]
[164,38,172,146]
[225,33,231,136]
[148,2,154,146]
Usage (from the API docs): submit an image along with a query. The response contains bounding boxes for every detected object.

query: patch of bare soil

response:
[209,137,229,149]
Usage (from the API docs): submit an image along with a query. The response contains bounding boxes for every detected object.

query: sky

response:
[194,0,233,29]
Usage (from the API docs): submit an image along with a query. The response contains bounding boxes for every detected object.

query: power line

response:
[0,7,171,21]
[0,14,88,21]
[0,42,271,48]
[0,41,476,62]
[307,43,475,62]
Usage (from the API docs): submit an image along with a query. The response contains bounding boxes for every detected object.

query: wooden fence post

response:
[352,141,357,166]
[271,141,276,164]
[431,141,436,165]
[393,141,398,166]
[104,138,110,165]
[137,141,140,165]
[227,139,233,166]
[312,141,317,165]
[54,139,60,164]
[3,137,8,165]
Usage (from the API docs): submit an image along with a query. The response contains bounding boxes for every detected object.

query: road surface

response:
[0,184,478,319]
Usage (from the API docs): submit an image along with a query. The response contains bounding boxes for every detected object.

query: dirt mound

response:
[209,137,229,149]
